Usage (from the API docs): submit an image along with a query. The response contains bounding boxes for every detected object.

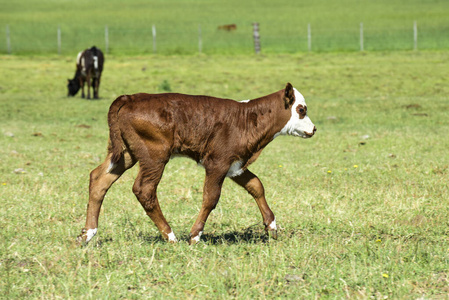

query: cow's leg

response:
[94,75,101,99]
[231,169,277,239]
[80,77,86,98]
[92,78,98,99]
[97,75,101,99]
[133,161,177,242]
[189,170,226,244]
[86,74,91,99]
[77,151,136,244]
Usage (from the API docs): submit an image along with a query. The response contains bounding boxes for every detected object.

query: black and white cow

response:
[67,46,104,99]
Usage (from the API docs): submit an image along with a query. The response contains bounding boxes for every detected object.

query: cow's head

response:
[277,83,316,138]
[67,78,80,96]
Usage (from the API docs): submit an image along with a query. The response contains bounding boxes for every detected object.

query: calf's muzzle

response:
[305,126,317,137]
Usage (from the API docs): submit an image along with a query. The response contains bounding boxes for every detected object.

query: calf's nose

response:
[305,126,317,137]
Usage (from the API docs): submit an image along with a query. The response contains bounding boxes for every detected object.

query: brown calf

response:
[77,83,316,245]
[218,24,237,31]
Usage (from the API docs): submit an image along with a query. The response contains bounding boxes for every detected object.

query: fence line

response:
[152,25,156,54]
[105,25,109,54]
[252,23,260,54]
[307,23,311,52]
[3,21,443,55]
[57,26,61,55]
[414,21,418,51]
[360,23,364,51]
[198,24,202,54]
[6,25,11,54]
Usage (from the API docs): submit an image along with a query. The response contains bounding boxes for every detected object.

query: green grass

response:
[1,51,449,298]
[1,0,449,55]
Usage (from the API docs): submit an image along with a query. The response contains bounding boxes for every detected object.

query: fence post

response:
[105,25,109,54]
[6,25,11,54]
[360,22,364,51]
[57,25,61,55]
[152,25,157,54]
[413,21,418,51]
[252,23,260,54]
[307,23,311,52]
[198,24,202,54]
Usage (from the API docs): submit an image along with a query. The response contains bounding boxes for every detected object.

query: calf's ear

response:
[283,82,295,108]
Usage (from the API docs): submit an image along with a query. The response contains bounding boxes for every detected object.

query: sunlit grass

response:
[1,51,448,298]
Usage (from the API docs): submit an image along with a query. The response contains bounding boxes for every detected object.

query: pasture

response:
[1,51,449,298]
[2,0,449,54]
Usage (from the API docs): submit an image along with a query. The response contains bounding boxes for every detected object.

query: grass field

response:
[2,0,449,54]
[1,50,449,298]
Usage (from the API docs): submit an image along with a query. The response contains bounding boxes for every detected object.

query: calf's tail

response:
[108,95,129,166]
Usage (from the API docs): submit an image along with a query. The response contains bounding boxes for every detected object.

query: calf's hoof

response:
[76,228,88,246]
[265,218,278,240]
[189,232,203,245]
[76,228,97,246]
[268,229,278,240]
[164,231,178,243]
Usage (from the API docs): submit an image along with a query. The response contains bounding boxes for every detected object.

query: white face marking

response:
[192,231,203,243]
[85,228,97,243]
[240,99,250,103]
[167,231,177,242]
[226,161,244,178]
[268,218,277,230]
[274,88,315,139]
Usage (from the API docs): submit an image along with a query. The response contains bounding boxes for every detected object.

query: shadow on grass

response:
[130,225,270,245]
[89,224,272,246]
[202,226,269,245]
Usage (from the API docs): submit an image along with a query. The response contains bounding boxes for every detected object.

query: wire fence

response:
[3,21,449,55]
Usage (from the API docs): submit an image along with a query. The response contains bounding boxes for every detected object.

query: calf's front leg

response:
[189,171,226,244]
[231,169,277,239]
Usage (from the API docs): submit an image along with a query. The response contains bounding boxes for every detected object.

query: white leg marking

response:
[167,231,177,242]
[107,162,115,173]
[85,228,97,243]
[192,231,203,243]
[226,161,244,178]
[268,218,277,230]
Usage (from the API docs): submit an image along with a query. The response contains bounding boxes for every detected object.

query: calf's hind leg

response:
[133,161,177,242]
[77,151,135,244]
[231,169,277,239]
